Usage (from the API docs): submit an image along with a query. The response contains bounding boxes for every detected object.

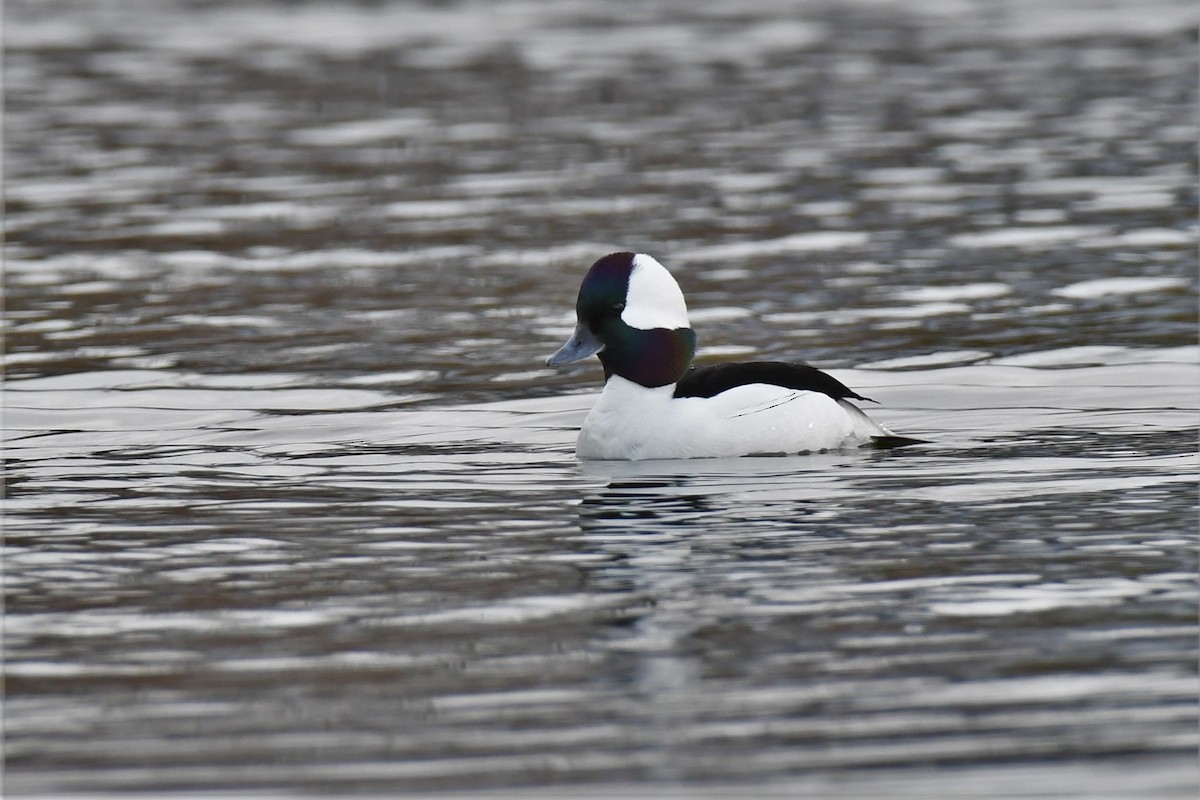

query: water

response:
[4,0,1198,796]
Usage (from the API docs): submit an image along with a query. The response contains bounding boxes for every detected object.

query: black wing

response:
[673,361,875,403]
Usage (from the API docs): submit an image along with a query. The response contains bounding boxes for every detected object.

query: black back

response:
[673,361,874,403]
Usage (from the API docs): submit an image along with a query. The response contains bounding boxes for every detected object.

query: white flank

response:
[576,376,890,460]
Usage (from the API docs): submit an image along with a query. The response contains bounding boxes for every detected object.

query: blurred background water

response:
[4,0,1198,796]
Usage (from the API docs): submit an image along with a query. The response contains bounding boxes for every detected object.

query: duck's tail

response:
[836,398,927,449]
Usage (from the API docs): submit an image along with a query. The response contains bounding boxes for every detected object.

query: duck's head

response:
[546,252,697,387]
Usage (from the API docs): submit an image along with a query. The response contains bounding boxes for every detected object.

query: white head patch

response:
[621,254,691,331]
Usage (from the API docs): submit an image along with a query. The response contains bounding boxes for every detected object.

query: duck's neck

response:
[599,326,696,388]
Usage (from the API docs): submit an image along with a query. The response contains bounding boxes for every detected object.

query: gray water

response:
[4,0,1198,796]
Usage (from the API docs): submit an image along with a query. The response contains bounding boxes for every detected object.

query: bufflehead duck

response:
[547,251,910,460]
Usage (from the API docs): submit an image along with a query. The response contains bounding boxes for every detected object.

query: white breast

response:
[576,376,890,460]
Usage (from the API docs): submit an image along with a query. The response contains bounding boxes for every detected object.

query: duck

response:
[546,251,913,460]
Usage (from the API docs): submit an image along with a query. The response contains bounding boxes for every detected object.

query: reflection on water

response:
[4,0,1198,795]
[6,357,1197,795]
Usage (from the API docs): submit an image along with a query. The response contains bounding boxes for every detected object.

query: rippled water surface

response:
[4,0,1198,796]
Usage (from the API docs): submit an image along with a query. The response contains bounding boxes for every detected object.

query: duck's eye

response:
[611,301,626,315]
